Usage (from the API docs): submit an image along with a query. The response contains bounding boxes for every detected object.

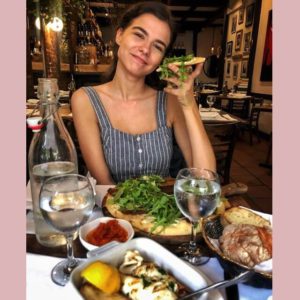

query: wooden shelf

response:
[31,61,110,74]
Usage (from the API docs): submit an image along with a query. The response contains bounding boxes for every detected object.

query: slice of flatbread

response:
[103,192,201,236]
[156,56,206,72]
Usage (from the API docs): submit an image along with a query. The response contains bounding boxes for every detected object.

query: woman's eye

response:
[134,32,144,39]
[154,44,164,53]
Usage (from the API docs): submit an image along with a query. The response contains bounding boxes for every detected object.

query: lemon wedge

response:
[81,261,121,294]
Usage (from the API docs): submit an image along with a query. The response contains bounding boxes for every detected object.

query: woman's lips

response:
[131,54,147,65]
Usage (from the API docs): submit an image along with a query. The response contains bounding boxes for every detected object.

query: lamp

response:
[35,16,63,32]
[49,17,64,32]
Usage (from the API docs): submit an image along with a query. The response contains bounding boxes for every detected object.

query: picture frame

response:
[235,30,243,51]
[238,7,244,24]
[226,60,231,77]
[231,15,237,34]
[241,59,248,78]
[226,41,233,57]
[243,31,251,54]
[233,63,239,80]
[245,3,255,27]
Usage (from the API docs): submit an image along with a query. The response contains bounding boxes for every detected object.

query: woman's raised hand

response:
[163,62,203,107]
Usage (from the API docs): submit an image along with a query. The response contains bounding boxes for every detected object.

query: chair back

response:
[205,122,237,185]
[249,97,264,126]
[231,99,250,119]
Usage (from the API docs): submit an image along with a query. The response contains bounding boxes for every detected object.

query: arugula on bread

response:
[157,54,205,82]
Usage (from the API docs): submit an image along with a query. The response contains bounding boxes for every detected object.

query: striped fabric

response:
[83,87,173,183]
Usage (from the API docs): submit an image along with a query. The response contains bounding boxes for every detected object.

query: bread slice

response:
[156,57,205,72]
[221,207,271,228]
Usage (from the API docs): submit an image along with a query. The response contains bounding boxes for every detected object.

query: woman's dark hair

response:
[103,1,177,89]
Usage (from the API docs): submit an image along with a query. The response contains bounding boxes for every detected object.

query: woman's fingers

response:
[164,76,181,87]
[191,62,204,78]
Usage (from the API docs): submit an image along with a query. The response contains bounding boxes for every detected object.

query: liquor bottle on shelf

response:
[27,78,78,247]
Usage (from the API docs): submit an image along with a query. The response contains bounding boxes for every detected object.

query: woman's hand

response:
[163,62,203,107]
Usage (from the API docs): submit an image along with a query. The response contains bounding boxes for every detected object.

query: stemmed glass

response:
[206,95,216,111]
[174,168,221,265]
[39,174,95,286]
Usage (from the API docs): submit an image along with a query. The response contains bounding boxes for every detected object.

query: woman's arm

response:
[165,63,216,171]
[71,88,115,184]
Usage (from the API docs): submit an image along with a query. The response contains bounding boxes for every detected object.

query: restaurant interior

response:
[26,0,273,299]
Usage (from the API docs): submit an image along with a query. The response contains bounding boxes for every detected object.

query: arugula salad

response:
[157,54,195,83]
[110,175,181,233]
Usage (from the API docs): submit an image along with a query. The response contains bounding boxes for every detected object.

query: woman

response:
[71,1,215,184]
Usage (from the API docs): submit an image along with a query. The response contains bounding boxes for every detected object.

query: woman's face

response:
[116,13,171,77]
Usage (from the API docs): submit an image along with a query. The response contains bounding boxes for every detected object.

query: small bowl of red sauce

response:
[79,217,134,251]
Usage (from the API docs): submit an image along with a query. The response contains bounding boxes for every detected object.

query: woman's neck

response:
[110,64,149,102]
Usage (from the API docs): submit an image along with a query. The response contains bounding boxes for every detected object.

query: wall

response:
[251,0,272,95]
[196,27,223,83]
[226,0,272,134]
[224,0,256,89]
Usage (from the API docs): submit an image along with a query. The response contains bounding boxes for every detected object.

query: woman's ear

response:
[115,28,123,46]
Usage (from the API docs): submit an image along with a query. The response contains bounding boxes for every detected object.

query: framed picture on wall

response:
[226,41,233,57]
[243,31,251,54]
[226,60,231,77]
[235,30,243,51]
[231,15,237,33]
[246,3,255,27]
[233,63,239,80]
[238,7,244,24]
[241,59,248,78]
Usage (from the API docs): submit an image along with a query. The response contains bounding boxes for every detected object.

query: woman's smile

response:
[130,53,148,66]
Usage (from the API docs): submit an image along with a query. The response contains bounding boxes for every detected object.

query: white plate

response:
[71,237,224,300]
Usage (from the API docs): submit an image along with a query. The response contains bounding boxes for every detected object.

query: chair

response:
[205,122,237,185]
[230,98,250,119]
[240,97,264,145]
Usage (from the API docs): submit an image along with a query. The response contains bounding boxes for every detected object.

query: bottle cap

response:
[26,117,44,132]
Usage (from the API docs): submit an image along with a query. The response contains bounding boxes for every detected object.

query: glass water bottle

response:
[27,78,78,247]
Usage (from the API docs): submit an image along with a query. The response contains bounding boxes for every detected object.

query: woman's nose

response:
[138,42,150,56]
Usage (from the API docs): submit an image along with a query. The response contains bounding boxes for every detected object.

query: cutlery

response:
[179,270,254,299]
[86,241,120,258]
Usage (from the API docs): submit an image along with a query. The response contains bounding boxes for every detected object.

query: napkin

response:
[26,253,82,300]
[221,114,237,121]
[200,111,219,119]
[200,108,220,112]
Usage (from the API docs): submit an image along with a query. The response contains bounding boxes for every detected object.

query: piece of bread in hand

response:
[221,207,271,228]
[219,223,272,268]
[156,57,205,72]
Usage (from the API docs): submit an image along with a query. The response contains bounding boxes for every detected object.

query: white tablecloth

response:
[26,185,272,300]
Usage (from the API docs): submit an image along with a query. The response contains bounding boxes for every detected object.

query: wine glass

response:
[174,168,221,265]
[206,95,216,111]
[39,174,95,286]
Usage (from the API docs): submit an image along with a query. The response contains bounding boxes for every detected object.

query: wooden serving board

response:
[102,193,196,245]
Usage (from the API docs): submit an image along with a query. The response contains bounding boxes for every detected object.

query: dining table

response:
[26,183,272,300]
[197,89,221,108]
[199,107,242,124]
[216,93,253,117]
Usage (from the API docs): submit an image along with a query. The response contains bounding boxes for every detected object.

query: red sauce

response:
[86,219,128,246]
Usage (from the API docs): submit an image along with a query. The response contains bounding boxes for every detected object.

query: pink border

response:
[274,0,298,298]
[0,0,26,299]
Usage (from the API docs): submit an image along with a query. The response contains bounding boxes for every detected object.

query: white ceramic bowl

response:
[71,237,224,300]
[79,217,134,251]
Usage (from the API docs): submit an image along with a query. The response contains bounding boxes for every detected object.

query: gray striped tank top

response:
[83,87,173,183]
